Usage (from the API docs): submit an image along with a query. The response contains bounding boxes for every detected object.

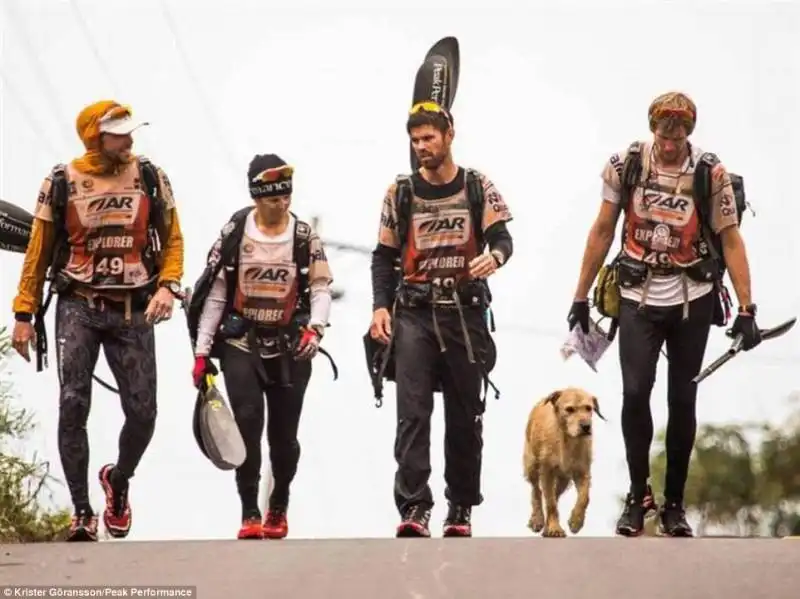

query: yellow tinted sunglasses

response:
[252,165,295,183]
[409,101,453,125]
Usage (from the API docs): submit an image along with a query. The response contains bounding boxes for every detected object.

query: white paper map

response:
[560,318,613,372]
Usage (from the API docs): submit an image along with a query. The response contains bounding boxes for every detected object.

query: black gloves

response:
[567,299,590,334]
[729,306,762,351]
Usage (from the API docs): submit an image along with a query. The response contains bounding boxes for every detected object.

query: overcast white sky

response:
[1,0,799,541]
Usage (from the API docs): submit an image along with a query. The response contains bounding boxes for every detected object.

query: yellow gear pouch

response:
[592,263,620,320]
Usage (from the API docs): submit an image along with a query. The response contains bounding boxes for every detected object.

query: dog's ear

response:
[592,396,607,421]
[545,390,562,406]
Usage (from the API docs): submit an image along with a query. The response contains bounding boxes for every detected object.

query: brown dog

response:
[523,387,606,537]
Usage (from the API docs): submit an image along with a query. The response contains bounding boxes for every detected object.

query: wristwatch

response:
[739,303,757,316]
[159,280,182,297]
[490,249,506,268]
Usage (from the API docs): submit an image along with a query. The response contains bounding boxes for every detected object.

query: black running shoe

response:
[99,464,131,539]
[658,501,693,537]
[443,504,472,538]
[66,508,98,542]
[396,504,432,538]
[616,485,657,536]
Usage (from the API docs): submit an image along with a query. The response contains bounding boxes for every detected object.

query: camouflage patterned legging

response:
[54,295,158,511]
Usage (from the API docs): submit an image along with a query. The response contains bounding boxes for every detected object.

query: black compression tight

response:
[55,295,157,513]
[617,291,714,503]
[219,344,311,513]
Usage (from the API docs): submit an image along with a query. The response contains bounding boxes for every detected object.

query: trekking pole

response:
[692,317,796,384]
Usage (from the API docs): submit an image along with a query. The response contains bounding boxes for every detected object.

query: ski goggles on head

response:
[252,165,294,183]
[409,101,453,126]
[250,165,294,198]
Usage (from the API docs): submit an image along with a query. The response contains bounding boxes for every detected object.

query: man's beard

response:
[419,151,445,170]
[103,148,132,166]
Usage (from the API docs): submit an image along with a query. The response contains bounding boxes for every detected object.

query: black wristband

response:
[14,312,33,323]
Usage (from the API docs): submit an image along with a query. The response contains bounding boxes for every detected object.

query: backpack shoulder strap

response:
[222,206,252,297]
[395,169,486,250]
[49,163,69,216]
[692,151,719,228]
[292,213,312,267]
[292,213,313,315]
[47,163,71,274]
[33,163,71,373]
[186,207,251,350]
[614,141,644,251]
[464,167,486,249]
[136,155,168,244]
[394,174,414,250]
[619,141,643,212]
[137,156,161,198]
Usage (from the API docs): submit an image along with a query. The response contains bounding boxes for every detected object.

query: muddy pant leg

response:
[55,297,102,512]
[439,308,487,508]
[102,307,157,481]
[220,343,265,513]
[393,308,440,516]
[663,291,714,503]
[263,358,311,509]
[618,299,668,498]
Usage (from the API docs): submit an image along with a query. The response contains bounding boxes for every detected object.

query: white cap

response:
[98,114,149,135]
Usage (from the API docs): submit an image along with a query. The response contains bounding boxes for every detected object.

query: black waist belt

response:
[397,281,488,308]
[648,266,682,276]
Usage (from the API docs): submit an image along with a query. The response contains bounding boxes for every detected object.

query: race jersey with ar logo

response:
[601,140,739,306]
[605,141,738,269]
[233,234,299,328]
[230,212,332,329]
[33,160,156,290]
[378,167,512,286]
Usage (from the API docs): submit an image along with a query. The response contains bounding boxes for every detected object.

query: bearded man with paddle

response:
[6,100,185,542]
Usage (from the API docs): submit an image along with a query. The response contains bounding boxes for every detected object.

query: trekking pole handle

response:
[728,333,744,355]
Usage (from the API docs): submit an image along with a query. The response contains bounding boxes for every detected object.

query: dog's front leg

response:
[540,470,566,538]
[569,471,590,534]
[526,466,544,533]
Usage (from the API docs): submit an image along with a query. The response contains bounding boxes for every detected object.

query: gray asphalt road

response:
[1,538,798,599]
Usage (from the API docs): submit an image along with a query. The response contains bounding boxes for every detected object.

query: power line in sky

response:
[0,0,74,153]
[156,0,240,178]
[66,0,122,98]
[0,65,63,159]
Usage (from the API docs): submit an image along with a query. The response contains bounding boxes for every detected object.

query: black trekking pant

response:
[220,343,311,514]
[618,290,714,504]
[392,305,489,516]
[55,294,158,513]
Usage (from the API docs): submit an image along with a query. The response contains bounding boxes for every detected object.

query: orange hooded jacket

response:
[12,100,184,316]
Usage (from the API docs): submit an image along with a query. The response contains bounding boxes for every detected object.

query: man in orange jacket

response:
[10,100,185,542]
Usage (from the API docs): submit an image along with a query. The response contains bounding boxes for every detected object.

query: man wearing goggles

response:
[568,91,761,537]
[369,101,514,538]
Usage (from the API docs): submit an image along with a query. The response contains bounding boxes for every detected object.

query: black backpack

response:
[365,168,499,406]
[45,157,166,280]
[185,207,312,360]
[392,168,494,307]
[33,157,166,383]
[394,167,487,253]
[618,141,752,280]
